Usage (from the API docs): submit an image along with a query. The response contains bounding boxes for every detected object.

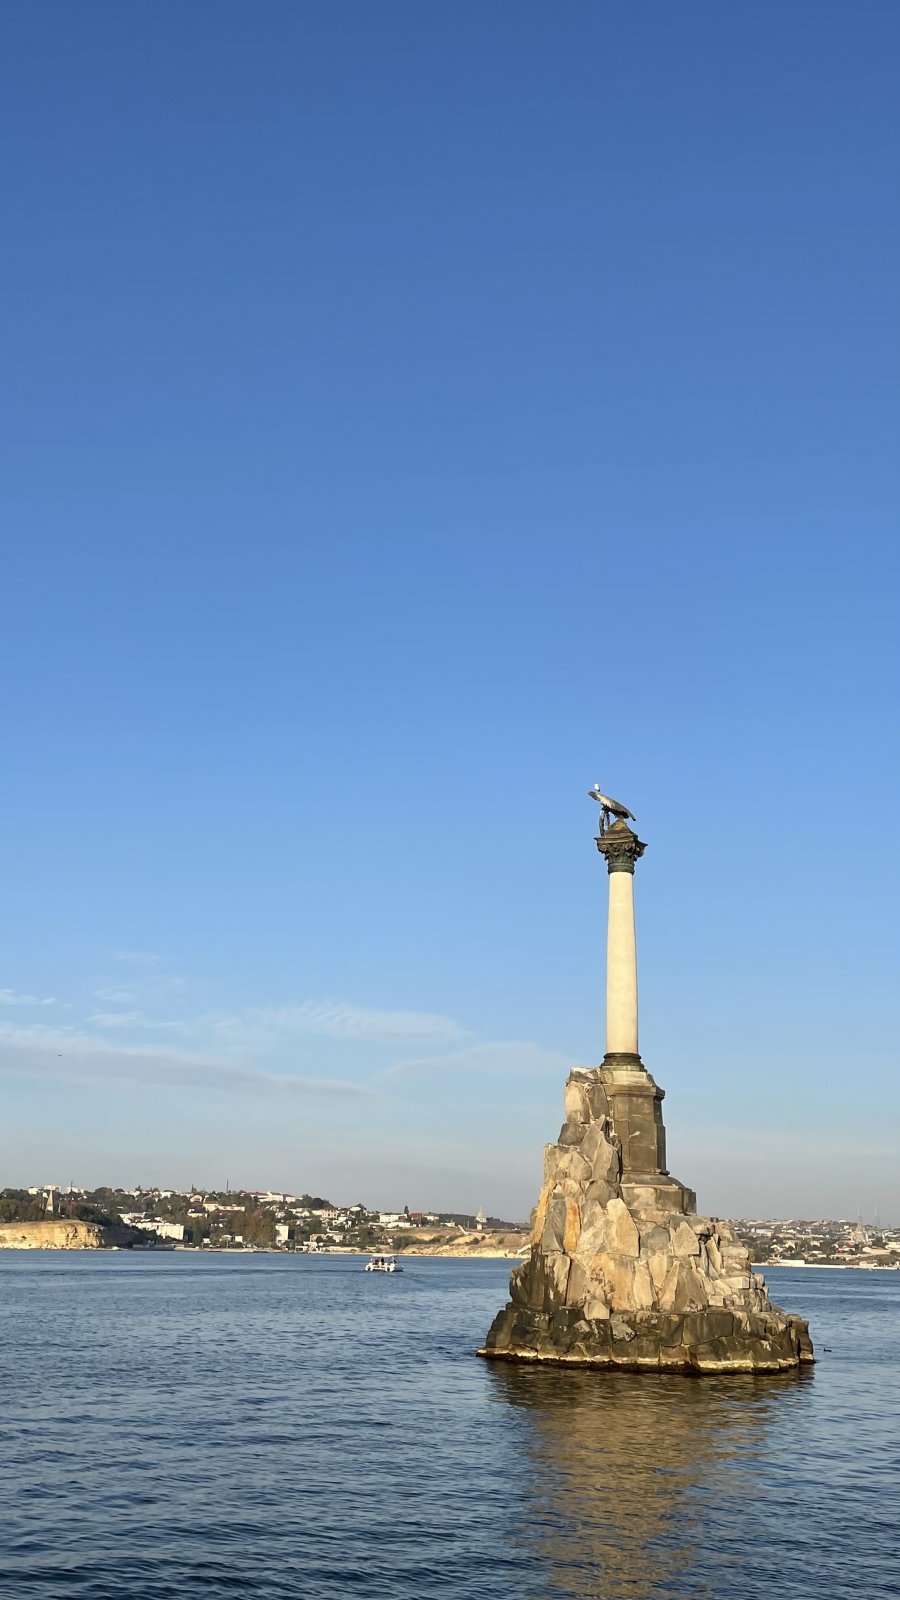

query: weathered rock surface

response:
[479,1069,814,1374]
[0,1220,145,1250]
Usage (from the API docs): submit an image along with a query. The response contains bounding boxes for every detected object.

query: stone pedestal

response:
[478,813,813,1374]
[478,1068,813,1372]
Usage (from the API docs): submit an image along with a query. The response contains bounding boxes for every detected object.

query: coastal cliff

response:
[399,1229,527,1258]
[0,1219,144,1250]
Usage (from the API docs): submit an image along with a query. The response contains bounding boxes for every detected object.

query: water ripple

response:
[1,1255,897,1598]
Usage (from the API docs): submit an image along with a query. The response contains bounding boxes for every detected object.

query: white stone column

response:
[595,819,646,1064]
[606,868,638,1055]
[593,814,691,1191]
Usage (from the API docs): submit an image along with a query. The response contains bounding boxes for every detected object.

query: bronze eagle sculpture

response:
[588,785,636,834]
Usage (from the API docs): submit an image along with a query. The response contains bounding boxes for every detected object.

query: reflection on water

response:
[491,1363,813,1599]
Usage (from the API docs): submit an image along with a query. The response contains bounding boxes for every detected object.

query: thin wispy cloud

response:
[86,1011,188,1032]
[0,1021,364,1099]
[380,1040,571,1080]
[78,998,463,1055]
[0,988,56,1007]
[243,1001,463,1043]
[96,962,186,1003]
[1,973,471,1103]
[87,1011,146,1029]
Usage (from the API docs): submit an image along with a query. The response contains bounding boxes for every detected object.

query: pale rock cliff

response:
[0,1220,143,1250]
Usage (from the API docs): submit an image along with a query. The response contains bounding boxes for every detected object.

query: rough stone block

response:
[558,1119,587,1148]
[574,1211,608,1264]
[563,1198,582,1254]
[656,1261,680,1311]
[563,1075,590,1123]
[548,1307,575,1345]
[540,1198,564,1253]
[556,1177,583,1200]
[531,1179,553,1245]
[605,1197,640,1257]
[528,1250,570,1311]
[556,1149,592,1183]
[588,1248,611,1283]
[671,1220,702,1257]
[672,1261,710,1313]
[632,1260,655,1310]
[522,1249,543,1311]
[582,1074,610,1121]
[591,1254,636,1309]
[579,1120,619,1182]
[646,1250,670,1295]
[565,1258,589,1307]
[483,1309,514,1352]
[508,1261,529,1307]
[721,1272,752,1294]
[640,1224,671,1256]
[610,1315,636,1343]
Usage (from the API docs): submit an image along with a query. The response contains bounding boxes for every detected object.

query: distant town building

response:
[121,1216,185,1242]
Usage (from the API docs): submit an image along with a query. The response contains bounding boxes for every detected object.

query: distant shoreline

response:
[2,1245,896,1269]
[758,1260,900,1272]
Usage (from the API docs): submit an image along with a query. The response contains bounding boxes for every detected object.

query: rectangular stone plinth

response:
[620,1174,697,1218]
[599,1055,668,1176]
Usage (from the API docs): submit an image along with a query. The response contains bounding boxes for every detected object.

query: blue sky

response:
[1,4,898,1220]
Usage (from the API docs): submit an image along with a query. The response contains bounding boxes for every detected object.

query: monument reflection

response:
[490,1364,811,1599]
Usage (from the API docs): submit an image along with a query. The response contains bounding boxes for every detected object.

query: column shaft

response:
[606,870,639,1055]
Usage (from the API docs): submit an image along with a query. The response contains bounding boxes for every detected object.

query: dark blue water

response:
[1,1255,897,1599]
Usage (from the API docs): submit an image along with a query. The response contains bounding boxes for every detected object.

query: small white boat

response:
[365,1253,402,1273]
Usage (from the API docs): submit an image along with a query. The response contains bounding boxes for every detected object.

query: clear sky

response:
[2,4,898,1222]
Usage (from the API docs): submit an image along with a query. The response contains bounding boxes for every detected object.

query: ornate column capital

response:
[595,819,647,874]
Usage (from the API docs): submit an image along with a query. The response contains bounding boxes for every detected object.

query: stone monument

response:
[478,791,813,1373]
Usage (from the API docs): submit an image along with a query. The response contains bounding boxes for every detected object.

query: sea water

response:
[1,1255,897,1599]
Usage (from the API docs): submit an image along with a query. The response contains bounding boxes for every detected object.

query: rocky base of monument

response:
[479,1303,812,1374]
[478,1069,814,1375]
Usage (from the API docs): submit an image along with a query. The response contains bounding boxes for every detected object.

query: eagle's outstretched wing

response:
[588,787,636,822]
